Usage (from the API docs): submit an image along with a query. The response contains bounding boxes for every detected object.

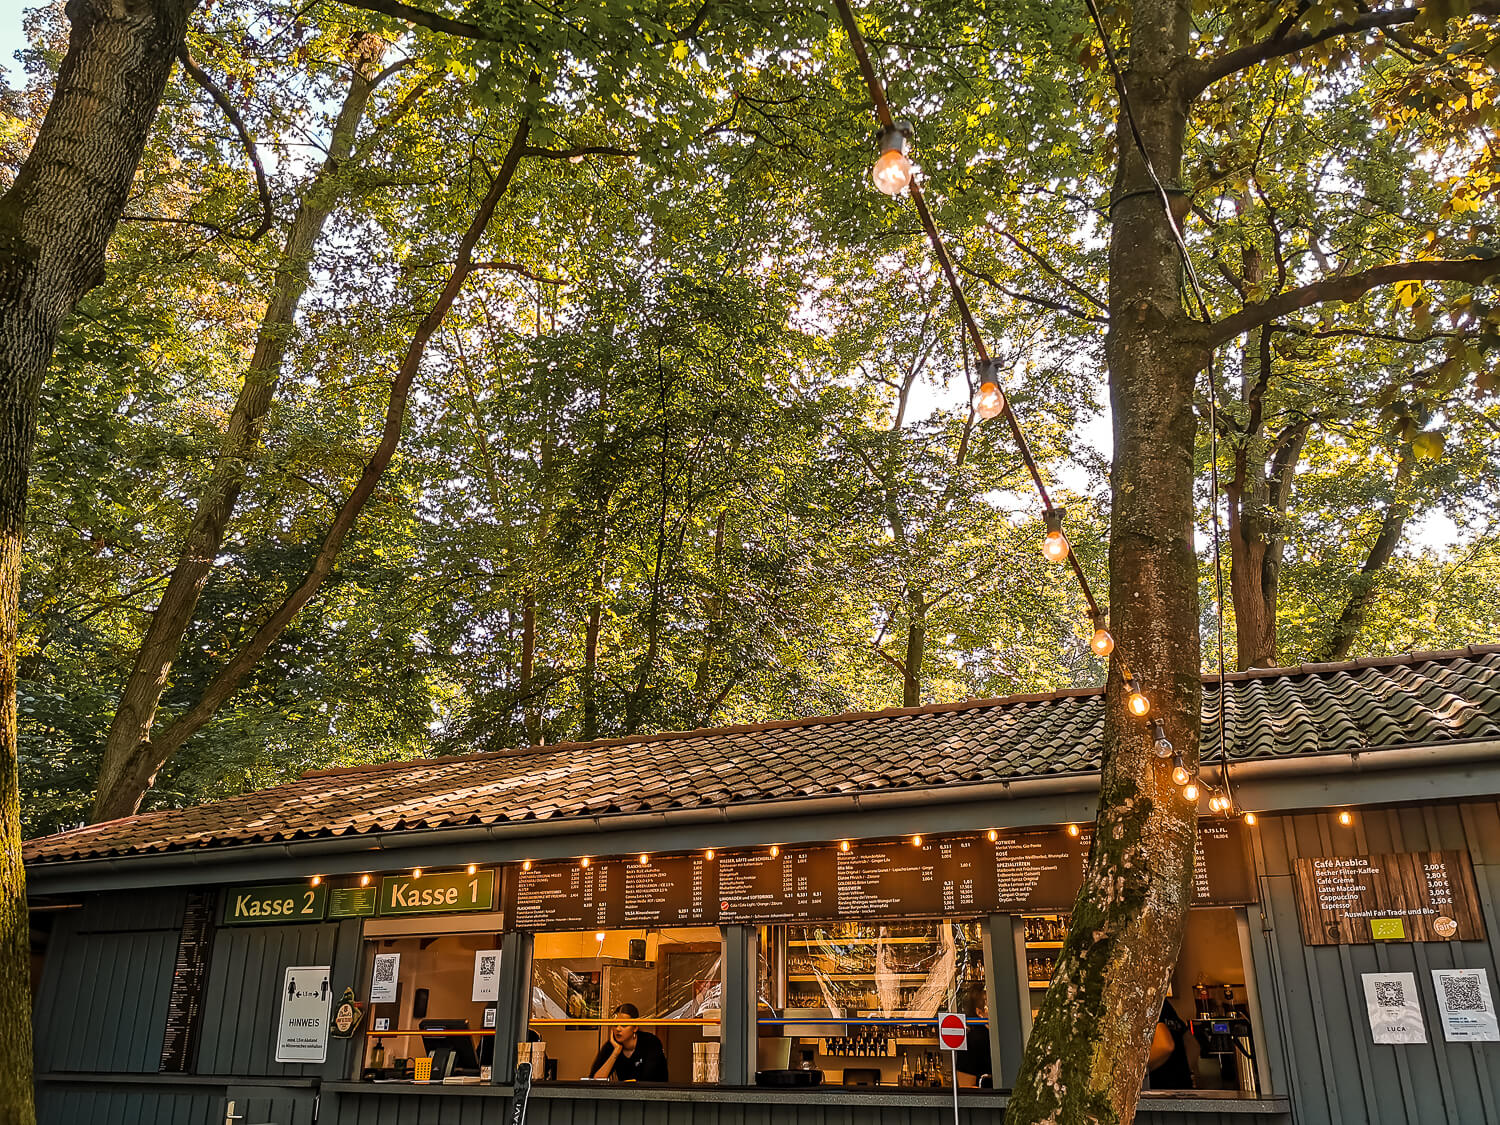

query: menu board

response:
[1292,849,1486,945]
[159,891,216,1073]
[513,856,716,930]
[505,823,1257,931]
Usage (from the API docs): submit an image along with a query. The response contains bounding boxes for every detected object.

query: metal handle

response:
[224,1099,242,1124]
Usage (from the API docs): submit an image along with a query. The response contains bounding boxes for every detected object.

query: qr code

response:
[480,955,497,976]
[1375,980,1407,1008]
[1440,974,1485,1012]
[374,958,397,983]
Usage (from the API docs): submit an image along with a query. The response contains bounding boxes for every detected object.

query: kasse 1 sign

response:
[379,869,495,915]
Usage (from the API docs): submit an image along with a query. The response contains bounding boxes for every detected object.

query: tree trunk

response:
[0,0,200,1112]
[1226,417,1308,669]
[93,46,386,822]
[519,586,539,742]
[1007,0,1204,1119]
[89,114,533,820]
[1318,451,1413,662]
[901,614,924,707]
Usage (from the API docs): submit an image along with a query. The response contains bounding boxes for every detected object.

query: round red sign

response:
[937,1012,967,1050]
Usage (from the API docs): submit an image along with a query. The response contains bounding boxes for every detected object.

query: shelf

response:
[788,937,935,946]
[788,973,933,982]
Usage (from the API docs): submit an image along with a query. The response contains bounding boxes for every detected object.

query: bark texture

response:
[93,44,387,822]
[1006,0,1202,1120]
[0,0,202,1113]
[90,115,533,820]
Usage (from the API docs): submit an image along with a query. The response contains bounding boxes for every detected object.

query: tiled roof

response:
[24,645,1500,865]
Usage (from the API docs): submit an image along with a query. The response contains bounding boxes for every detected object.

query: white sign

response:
[936,1011,967,1051]
[483,1006,497,1029]
[1432,968,1500,1042]
[473,949,502,1002]
[275,965,333,1063]
[1362,971,1427,1044]
[370,953,400,1004]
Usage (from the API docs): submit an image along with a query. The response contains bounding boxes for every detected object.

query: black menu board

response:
[159,890,216,1073]
[505,822,1256,930]
[716,848,836,922]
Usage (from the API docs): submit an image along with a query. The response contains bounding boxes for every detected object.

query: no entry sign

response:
[937,1011,967,1050]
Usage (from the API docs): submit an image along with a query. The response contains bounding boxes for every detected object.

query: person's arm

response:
[1147,1021,1174,1071]
[590,1040,622,1080]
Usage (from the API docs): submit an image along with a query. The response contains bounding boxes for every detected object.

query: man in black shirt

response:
[589,1004,669,1082]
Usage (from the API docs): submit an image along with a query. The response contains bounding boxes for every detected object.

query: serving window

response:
[527,926,724,1084]
[356,931,504,1083]
[758,919,989,1088]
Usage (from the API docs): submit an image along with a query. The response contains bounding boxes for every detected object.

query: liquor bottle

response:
[899,1053,913,1087]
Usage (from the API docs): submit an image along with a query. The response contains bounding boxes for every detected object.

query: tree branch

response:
[177,47,274,240]
[1191,2,1500,95]
[1210,255,1500,347]
[470,260,566,284]
[334,0,504,41]
[519,143,637,160]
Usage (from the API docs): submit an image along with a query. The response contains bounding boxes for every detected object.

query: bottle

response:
[899,1053,913,1087]
[371,1038,385,1070]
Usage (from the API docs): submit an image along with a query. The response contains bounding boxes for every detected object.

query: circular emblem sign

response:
[1433,915,1458,938]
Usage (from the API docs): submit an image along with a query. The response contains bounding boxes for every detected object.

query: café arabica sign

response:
[379,869,495,915]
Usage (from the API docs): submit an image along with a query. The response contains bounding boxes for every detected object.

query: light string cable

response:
[1078,0,1237,814]
[829,0,1177,725]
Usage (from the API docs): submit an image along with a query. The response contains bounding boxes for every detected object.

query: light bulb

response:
[840,840,850,852]
[595,931,606,942]
[466,863,477,875]
[1090,627,1115,657]
[1208,794,1222,812]
[1152,720,1173,757]
[1171,763,1190,786]
[1066,824,1080,837]
[360,873,371,886]
[638,853,649,865]
[522,859,532,872]
[1128,691,1150,717]
[1182,782,1200,802]
[912,835,923,847]
[770,845,780,858]
[1338,810,1353,827]
[1243,812,1257,826]
[580,856,591,868]
[872,148,913,195]
[975,381,1006,420]
[1042,530,1070,563]
[987,829,998,842]
[412,868,422,878]
[705,849,715,861]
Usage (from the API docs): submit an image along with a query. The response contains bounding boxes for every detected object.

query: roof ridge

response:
[298,644,1499,783]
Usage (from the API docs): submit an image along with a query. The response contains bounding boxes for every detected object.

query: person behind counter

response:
[589,1003,669,1082]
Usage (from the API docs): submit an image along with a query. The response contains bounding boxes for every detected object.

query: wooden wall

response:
[1252,800,1500,1125]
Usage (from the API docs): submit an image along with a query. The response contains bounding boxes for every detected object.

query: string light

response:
[412,868,422,878]
[595,931,606,942]
[912,835,924,847]
[1170,756,1190,787]
[1041,508,1070,563]
[1338,810,1354,827]
[360,873,371,886]
[987,829,998,842]
[1125,677,1150,717]
[1243,812,1258,826]
[638,853,649,865]
[1066,824,1080,838]
[840,840,851,852]
[975,359,1006,420]
[1207,793,1224,813]
[1089,612,1115,657]
[1151,720,1173,758]
[705,849,715,861]
[871,121,914,195]
[770,845,780,858]
[466,863,477,875]
[1182,781,1200,802]
[580,857,591,868]
[522,860,533,872]
[310,875,322,887]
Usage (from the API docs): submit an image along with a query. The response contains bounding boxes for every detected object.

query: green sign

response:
[328,886,378,918]
[223,882,327,925]
[379,869,495,915]
[1371,917,1407,940]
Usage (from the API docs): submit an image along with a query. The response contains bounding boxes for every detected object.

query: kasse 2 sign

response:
[379,869,495,915]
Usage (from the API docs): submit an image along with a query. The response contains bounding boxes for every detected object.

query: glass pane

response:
[529,927,723,1084]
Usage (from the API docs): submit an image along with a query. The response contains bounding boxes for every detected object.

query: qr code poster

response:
[1432,969,1500,1042]
[369,952,400,1004]
[1362,971,1427,1044]
[472,949,502,1002]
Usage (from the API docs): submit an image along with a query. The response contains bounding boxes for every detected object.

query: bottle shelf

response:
[788,937,934,946]
[788,973,933,982]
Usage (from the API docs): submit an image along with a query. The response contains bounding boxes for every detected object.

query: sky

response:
[1,7,25,90]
